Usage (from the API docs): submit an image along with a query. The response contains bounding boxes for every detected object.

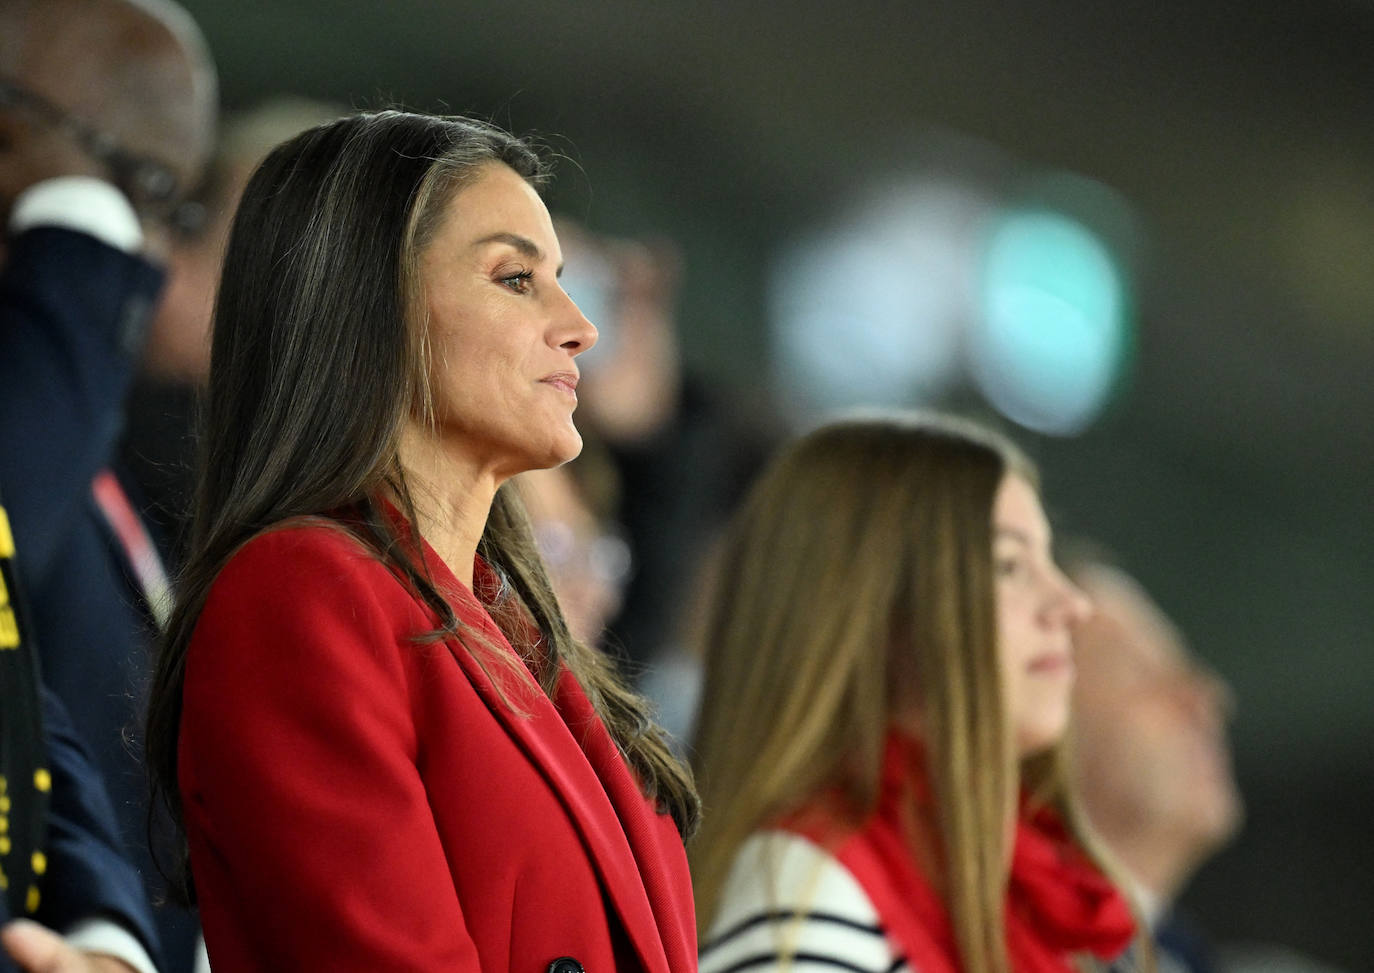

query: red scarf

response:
[784,732,1135,973]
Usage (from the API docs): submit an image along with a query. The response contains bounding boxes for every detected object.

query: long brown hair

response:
[145,110,698,899]
[690,411,1103,973]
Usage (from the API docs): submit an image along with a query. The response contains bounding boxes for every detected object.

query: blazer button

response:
[546,958,585,973]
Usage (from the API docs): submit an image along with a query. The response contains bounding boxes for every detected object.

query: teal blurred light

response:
[973,208,1131,435]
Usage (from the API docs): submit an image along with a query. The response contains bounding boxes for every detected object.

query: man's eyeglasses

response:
[0,76,204,234]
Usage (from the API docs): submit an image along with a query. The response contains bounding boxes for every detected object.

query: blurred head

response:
[145,97,345,383]
[993,474,1093,756]
[1067,561,1242,902]
[691,412,1089,973]
[0,0,217,238]
[554,216,684,444]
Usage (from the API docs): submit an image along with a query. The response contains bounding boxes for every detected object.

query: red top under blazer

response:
[178,519,696,972]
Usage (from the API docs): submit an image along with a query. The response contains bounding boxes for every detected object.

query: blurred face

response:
[414,162,597,481]
[143,158,254,383]
[1071,570,1242,883]
[993,474,1092,757]
[0,64,103,259]
[0,4,212,247]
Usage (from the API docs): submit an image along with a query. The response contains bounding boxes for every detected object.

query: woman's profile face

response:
[993,474,1092,757]
[414,161,597,481]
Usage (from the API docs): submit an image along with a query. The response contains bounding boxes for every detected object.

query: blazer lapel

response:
[552,671,697,973]
[434,571,672,973]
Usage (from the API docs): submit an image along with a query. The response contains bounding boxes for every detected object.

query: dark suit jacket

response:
[0,226,160,586]
[1155,910,1219,973]
[1,478,160,970]
[1106,910,1219,973]
[180,522,697,972]
[1,225,200,968]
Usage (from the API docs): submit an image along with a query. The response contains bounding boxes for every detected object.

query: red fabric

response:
[785,732,1134,973]
[179,518,695,972]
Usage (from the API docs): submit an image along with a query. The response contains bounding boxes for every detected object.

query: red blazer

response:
[179,520,696,972]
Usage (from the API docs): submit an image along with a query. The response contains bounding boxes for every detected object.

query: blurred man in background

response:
[0,0,217,969]
[1066,556,1243,973]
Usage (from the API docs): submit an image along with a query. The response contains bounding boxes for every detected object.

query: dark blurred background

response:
[178,0,1372,966]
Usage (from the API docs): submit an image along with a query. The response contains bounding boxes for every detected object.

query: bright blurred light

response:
[768,181,989,416]
[971,208,1130,435]
[768,162,1136,434]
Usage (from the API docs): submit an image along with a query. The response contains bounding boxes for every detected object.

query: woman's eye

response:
[995,556,1023,578]
[501,270,534,294]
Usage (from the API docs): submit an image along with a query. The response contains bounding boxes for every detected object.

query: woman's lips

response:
[540,372,579,396]
[1028,652,1074,676]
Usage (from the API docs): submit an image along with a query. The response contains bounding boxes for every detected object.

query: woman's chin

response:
[552,428,585,465]
[1015,715,1070,759]
[528,431,584,472]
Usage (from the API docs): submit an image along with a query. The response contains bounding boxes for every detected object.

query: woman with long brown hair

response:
[143,110,698,972]
[692,413,1137,973]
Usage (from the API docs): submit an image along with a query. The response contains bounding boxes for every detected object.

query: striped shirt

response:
[700,831,913,973]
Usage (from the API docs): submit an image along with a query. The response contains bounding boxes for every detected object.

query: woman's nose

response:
[557,289,598,354]
[1048,567,1094,627]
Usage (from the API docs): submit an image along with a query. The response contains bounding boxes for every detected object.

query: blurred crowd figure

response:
[147,98,346,388]
[1067,554,1243,973]
[1067,555,1346,973]
[555,218,779,671]
[1,0,215,968]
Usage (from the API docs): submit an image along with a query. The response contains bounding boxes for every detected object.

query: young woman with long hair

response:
[143,110,698,972]
[692,413,1138,973]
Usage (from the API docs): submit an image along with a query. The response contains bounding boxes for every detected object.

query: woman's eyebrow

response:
[471,231,543,259]
[993,527,1031,546]
[470,231,564,275]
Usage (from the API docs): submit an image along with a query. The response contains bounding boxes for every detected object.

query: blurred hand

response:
[1,920,138,973]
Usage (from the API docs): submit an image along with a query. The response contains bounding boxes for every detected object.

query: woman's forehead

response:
[993,475,1049,541]
[450,165,555,244]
